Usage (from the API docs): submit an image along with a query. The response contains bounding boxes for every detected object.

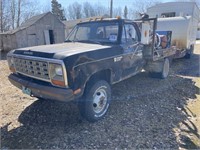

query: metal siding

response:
[2,35,12,51]
[35,20,46,45]
[51,14,65,43]
[15,29,28,48]
[11,34,17,50]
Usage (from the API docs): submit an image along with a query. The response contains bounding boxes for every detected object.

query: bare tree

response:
[83,2,95,18]
[113,7,122,18]
[67,5,76,19]
[67,2,82,19]
[133,0,160,13]
[0,0,3,32]
[21,0,40,22]
[66,2,109,20]
[94,4,109,16]
[130,0,160,19]
[0,0,41,31]
[0,0,11,32]
[51,0,66,21]
[42,2,51,13]
[63,8,69,20]
[11,0,16,29]
[123,6,128,19]
[127,7,135,19]
[16,0,21,27]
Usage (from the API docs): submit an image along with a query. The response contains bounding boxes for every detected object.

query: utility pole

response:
[110,0,113,18]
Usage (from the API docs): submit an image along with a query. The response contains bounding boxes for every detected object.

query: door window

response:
[122,24,138,43]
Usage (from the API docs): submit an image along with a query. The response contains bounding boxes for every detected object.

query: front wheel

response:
[78,80,111,122]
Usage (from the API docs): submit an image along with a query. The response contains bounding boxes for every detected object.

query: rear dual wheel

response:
[161,58,170,79]
[149,58,170,79]
[184,45,194,59]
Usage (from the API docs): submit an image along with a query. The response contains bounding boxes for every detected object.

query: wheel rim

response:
[92,87,108,114]
[163,59,169,78]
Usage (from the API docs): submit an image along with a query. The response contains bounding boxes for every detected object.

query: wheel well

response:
[83,69,112,95]
[88,69,111,84]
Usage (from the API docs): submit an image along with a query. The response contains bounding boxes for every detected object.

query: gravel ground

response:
[0,45,200,149]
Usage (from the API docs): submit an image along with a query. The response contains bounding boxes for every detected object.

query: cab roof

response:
[77,18,133,25]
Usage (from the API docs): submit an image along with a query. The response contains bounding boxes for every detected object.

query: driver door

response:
[121,23,145,77]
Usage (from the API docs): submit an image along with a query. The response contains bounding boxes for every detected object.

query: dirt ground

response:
[0,44,199,149]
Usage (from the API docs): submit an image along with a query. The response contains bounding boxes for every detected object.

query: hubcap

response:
[92,87,107,114]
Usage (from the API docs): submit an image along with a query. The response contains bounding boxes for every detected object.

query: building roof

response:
[20,12,50,29]
[1,12,64,35]
[148,2,199,10]
[147,2,200,20]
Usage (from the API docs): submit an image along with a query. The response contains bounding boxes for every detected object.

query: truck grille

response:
[14,57,50,80]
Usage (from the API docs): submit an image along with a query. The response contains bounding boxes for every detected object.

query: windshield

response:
[66,22,119,44]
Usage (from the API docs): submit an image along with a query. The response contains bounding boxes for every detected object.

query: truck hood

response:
[13,42,112,59]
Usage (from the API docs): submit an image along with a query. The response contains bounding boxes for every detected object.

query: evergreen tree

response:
[51,0,66,21]
[123,6,128,19]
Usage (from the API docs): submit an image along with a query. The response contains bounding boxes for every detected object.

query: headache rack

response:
[135,17,177,61]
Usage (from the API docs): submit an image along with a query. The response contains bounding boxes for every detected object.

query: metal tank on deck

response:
[157,16,195,50]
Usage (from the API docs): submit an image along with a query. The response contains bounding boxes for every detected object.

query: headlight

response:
[55,66,63,76]
[49,63,65,87]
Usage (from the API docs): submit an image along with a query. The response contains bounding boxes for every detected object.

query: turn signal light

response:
[51,79,65,87]
[116,16,121,19]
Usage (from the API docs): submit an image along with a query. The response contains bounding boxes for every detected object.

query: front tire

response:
[78,80,111,122]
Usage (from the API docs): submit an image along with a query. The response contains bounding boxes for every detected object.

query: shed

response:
[0,12,65,51]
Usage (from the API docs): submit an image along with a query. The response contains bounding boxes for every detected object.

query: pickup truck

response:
[7,17,188,122]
